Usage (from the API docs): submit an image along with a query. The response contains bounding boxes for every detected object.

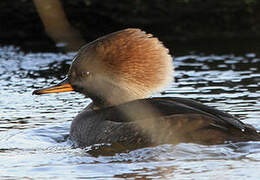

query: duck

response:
[33,28,260,148]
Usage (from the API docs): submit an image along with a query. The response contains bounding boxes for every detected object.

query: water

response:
[0,44,260,179]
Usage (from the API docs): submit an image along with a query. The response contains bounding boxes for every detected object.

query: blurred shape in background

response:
[33,0,85,51]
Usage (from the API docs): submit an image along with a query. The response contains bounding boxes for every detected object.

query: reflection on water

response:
[0,44,260,179]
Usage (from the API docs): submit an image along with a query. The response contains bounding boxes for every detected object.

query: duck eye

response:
[81,71,90,78]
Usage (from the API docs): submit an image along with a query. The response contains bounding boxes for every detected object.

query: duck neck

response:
[87,85,145,109]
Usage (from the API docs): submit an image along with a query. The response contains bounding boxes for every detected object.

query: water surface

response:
[0,44,260,179]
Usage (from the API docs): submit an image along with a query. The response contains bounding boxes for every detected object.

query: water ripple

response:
[0,45,260,179]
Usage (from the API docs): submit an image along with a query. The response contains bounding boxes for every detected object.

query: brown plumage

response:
[33,28,260,148]
[67,29,173,107]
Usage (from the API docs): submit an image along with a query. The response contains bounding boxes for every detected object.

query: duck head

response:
[33,28,173,108]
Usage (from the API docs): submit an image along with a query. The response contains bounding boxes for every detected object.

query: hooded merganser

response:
[33,28,260,148]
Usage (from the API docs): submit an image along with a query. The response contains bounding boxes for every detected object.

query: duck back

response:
[70,97,260,147]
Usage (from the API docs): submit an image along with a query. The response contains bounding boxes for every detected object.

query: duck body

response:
[70,97,260,147]
[33,28,260,148]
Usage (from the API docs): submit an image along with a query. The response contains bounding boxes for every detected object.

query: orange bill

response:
[33,78,74,95]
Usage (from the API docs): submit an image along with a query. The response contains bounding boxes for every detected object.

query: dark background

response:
[1,0,260,50]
